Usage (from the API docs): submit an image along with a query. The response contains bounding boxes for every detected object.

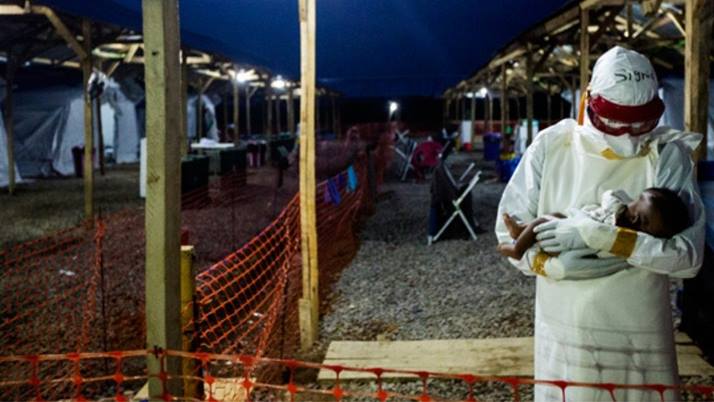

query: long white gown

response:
[495,118,705,402]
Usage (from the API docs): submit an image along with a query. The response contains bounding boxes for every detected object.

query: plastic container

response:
[496,155,521,183]
[483,132,501,161]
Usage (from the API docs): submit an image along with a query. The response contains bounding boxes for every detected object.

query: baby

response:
[497,187,690,259]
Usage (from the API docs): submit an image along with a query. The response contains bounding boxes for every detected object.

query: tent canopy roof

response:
[24,0,573,97]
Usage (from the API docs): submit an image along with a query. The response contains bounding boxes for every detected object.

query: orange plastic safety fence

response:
[0,125,396,400]
[0,349,711,402]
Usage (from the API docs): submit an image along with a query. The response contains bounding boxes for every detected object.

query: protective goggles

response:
[587,95,664,136]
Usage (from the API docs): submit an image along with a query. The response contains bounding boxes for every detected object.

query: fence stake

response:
[180,245,198,399]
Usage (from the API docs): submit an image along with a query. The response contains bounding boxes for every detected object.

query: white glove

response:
[543,248,630,280]
[534,211,592,253]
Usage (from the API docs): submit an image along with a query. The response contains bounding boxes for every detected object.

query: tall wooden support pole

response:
[580,7,590,99]
[685,0,713,160]
[82,20,94,220]
[222,92,228,137]
[246,86,253,135]
[442,96,447,123]
[298,0,318,351]
[315,95,321,133]
[233,81,240,145]
[626,0,633,38]
[287,88,295,135]
[526,53,535,145]
[4,51,16,195]
[470,87,476,121]
[501,65,508,134]
[197,88,204,139]
[546,84,552,127]
[487,93,493,132]
[180,52,189,156]
[331,95,338,135]
[266,87,274,136]
[95,90,105,175]
[275,95,283,134]
[142,0,183,396]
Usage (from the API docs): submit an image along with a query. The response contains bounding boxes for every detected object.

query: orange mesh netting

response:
[0,124,396,399]
[0,349,712,402]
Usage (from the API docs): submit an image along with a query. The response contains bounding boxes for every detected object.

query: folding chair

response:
[393,130,417,181]
[427,140,482,245]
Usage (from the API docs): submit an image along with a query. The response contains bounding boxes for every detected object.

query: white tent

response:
[659,77,714,160]
[0,77,23,187]
[187,94,219,141]
[6,79,141,178]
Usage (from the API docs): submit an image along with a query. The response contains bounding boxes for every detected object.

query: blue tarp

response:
[39,0,573,97]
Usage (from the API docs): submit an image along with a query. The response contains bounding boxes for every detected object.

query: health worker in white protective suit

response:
[495,46,705,402]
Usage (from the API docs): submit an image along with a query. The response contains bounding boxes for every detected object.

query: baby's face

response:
[615,191,668,237]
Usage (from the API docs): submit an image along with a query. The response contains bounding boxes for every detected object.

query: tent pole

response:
[4,50,16,195]
[275,93,282,134]
[501,64,508,135]
[266,85,273,137]
[526,50,534,145]
[685,0,713,160]
[233,81,239,145]
[197,84,204,139]
[82,20,94,220]
[222,90,228,139]
[487,93,493,132]
[141,0,183,397]
[95,87,105,175]
[246,86,253,135]
[287,87,295,135]
[180,50,189,156]
[298,0,319,351]
[331,94,337,135]
[579,6,590,98]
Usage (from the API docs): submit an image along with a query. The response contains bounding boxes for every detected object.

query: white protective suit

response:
[495,47,705,402]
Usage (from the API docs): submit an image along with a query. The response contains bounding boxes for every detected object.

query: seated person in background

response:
[497,187,690,260]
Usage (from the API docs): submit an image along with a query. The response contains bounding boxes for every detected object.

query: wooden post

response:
[626,0,633,38]
[546,84,552,127]
[580,7,590,98]
[266,86,273,136]
[180,245,198,399]
[298,0,319,351]
[487,93,493,132]
[287,88,295,135]
[95,91,105,176]
[315,94,320,133]
[222,91,228,138]
[246,86,253,135]
[526,52,534,145]
[180,51,189,156]
[4,50,16,195]
[142,0,183,397]
[197,88,204,139]
[685,0,713,160]
[443,98,451,126]
[275,94,282,134]
[233,81,240,145]
[331,95,338,135]
[470,87,476,121]
[501,65,508,134]
[82,20,94,220]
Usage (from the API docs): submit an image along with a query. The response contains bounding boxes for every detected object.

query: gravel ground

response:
[319,155,534,344]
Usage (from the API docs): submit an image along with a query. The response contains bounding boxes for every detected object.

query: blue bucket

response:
[497,155,521,183]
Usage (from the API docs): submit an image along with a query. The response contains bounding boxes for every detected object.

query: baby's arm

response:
[498,215,563,259]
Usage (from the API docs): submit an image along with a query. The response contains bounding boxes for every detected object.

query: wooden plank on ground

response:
[133,378,250,401]
[318,336,714,382]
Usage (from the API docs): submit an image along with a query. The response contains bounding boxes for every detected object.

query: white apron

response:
[535,127,679,402]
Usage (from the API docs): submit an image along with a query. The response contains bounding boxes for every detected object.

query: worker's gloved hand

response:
[544,248,630,280]
[534,211,591,253]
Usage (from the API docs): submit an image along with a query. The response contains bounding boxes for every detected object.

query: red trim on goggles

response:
[589,95,664,124]
[588,107,660,136]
